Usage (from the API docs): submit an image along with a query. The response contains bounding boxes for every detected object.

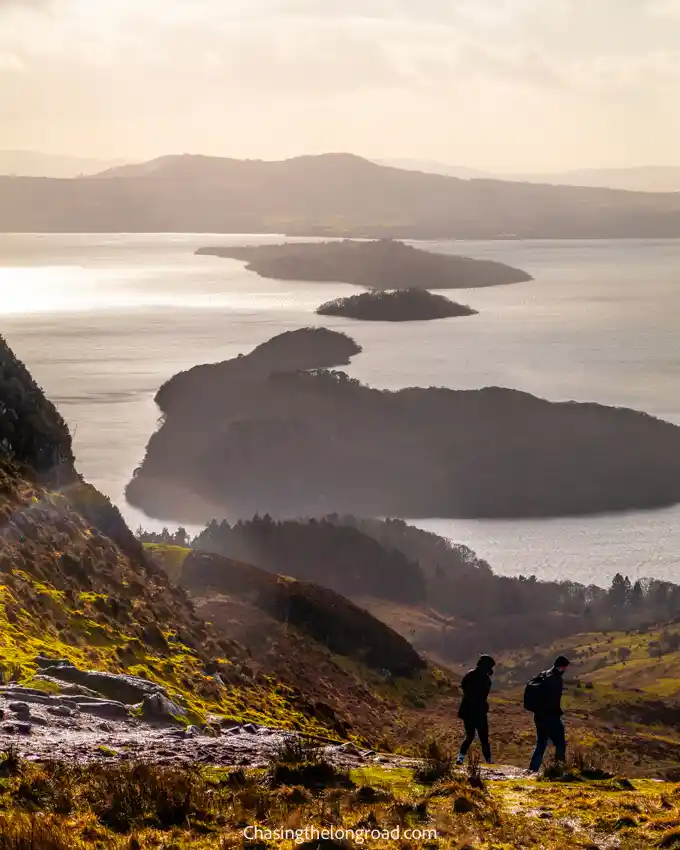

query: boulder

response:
[8,702,30,719]
[41,663,162,704]
[136,692,187,724]
[47,705,76,718]
[73,700,130,720]
[1,722,31,735]
[33,675,102,698]
[3,691,55,706]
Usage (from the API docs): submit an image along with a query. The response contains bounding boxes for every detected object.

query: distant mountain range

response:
[0,150,126,178]
[2,152,680,238]
[377,159,680,193]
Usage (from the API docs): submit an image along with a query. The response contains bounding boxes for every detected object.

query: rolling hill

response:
[1,152,680,237]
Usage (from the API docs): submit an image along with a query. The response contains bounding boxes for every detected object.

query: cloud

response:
[1,0,680,167]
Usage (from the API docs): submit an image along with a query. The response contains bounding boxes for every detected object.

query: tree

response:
[609,573,631,609]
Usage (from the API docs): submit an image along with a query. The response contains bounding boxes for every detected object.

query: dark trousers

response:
[458,714,491,762]
[529,715,566,772]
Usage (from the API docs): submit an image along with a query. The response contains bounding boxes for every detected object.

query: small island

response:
[195,239,533,290]
[316,289,478,322]
[127,329,680,525]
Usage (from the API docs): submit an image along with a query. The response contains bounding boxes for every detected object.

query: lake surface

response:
[2,233,680,587]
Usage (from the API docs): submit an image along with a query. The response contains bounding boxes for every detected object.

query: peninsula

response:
[195,239,533,289]
[126,329,680,524]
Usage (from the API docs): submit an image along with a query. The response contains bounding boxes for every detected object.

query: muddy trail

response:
[0,674,531,778]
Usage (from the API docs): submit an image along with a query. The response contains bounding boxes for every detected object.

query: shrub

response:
[414,737,456,785]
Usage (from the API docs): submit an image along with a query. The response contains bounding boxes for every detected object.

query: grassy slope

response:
[0,461,345,734]
[2,752,680,848]
[146,545,453,747]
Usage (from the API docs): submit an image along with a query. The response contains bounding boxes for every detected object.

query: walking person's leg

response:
[477,714,492,763]
[550,717,566,764]
[457,716,476,764]
[529,720,549,772]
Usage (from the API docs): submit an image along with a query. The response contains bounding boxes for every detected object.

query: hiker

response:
[456,654,495,765]
[524,655,571,773]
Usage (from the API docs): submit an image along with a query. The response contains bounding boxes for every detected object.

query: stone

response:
[40,664,162,704]
[74,700,130,720]
[242,723,258,734]
[137,692,187,724]
[35,656,71,669]
[47,705,75,718]
[1,722,31,735]
[34,675,102,698]
[8,702,31,719]
[336,742,361,755]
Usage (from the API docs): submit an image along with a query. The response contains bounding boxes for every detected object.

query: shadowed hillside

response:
[156,548,438,742]
[2,153,680,237]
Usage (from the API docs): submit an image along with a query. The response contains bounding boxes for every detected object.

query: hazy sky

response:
[1,0,680,170]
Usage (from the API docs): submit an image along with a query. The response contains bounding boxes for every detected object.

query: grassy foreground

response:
[2,743,680,849]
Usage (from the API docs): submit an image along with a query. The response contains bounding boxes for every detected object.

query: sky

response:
[1,0,680,170]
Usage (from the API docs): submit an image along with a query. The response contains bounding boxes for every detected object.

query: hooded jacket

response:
[458,661,494,718]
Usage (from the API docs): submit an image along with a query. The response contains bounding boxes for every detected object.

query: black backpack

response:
[523,671,550,712]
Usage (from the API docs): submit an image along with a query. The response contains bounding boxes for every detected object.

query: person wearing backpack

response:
[524,655,570,773]
[456,654,496,765]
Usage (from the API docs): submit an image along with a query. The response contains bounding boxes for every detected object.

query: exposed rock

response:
[34,675,103,698]
[242,723,258,734]
[47,705,75,718]
[137,692,187,724]
[42,664,162,704]
[73,700,130,720]
[1,722,31,735]
[35,656,71,670]
[336,742,361,756]
[8,702,30,719]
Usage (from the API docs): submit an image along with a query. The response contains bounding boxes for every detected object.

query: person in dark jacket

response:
[528,655,570,772]
[456,654,495,765]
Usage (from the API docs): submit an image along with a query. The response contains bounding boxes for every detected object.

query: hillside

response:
[154,515,680,670]
[0,333,358,735]
[197,240,531,289]
[127,328,680,523]
[144,547,441,743]
[142,522,680,778]
[2,152,680,236]
[378,158,680,193]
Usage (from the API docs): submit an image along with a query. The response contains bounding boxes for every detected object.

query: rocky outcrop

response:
[40,662,162,704]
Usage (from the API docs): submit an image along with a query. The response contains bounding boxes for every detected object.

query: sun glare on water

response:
[0,266,110,315]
